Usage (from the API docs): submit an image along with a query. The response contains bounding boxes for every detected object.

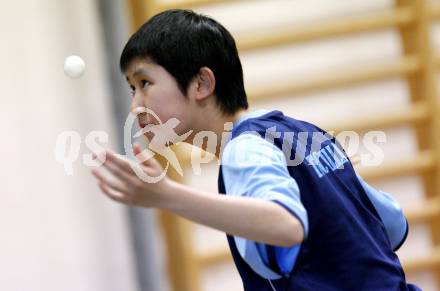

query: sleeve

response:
[357,175,408,251]
[221,133,308,278]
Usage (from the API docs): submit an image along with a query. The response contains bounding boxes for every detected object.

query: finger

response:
[132,143,155,165]
[102,158,141,185]
[132,143,145,163]
[92,151,107,163]
[105,148,151,184]
[133,142,142,155]
[98,181,127,203]
[91,168,128,194]
[106,150,134,173]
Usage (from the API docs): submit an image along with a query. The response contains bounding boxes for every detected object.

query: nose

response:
[129,91,144,113]
[129,96,147,126]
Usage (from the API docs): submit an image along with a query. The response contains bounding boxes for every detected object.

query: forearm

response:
[157,180,304,247]
[91,149,303,246]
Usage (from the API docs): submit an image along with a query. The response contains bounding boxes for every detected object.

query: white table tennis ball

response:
[64,55,85,78]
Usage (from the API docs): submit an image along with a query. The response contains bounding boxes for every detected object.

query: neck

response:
[189,108,247,159]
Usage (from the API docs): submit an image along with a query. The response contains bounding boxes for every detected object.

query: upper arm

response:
[222,133,308,235]
[221,133,307,278]
[357,175,408,251]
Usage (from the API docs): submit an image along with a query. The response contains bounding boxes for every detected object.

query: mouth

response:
[136,111,149,128]
[138,117,150,129]
[134,122,153,139]
[138,118,158,129]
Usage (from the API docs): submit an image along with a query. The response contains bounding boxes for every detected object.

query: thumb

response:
[133,142,156,166]
[133,142,142,156]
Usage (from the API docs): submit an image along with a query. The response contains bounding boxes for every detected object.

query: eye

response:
[141,80,150,88]
[129,85,135,97]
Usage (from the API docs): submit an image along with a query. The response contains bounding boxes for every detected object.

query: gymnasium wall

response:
[184,1,440,290]
[1,1,439,291]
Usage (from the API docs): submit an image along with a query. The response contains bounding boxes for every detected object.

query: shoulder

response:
[232,110,283,136]
[233,110,323,139]
[221,132,286,168]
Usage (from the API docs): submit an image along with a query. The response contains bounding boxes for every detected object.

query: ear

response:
[193,67,216,101]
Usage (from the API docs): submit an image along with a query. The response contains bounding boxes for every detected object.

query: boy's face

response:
[125,58,194,143]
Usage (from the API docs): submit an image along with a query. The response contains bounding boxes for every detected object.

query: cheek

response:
[145,105,178,129]
[152,89,187,122]
[139,90,166,122]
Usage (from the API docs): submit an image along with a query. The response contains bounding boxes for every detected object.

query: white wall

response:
[0,1,137,290]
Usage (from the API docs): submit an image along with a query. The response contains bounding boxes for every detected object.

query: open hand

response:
[90,143,171,208]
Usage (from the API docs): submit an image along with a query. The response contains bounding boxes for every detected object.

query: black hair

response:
[120,9,248,115]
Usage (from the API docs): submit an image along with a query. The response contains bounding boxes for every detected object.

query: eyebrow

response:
[126,67,150,82]
[133,68,149,77]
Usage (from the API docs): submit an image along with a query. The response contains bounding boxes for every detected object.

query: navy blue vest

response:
[218,110,419,291]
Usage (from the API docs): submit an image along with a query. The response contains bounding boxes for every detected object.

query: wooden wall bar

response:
[126,1,440,290]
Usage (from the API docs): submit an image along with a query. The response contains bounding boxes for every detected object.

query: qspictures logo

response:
[54,107,387,182]
[123,107,193,183]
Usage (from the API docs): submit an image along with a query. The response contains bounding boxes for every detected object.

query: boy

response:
[91,9,420,291]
